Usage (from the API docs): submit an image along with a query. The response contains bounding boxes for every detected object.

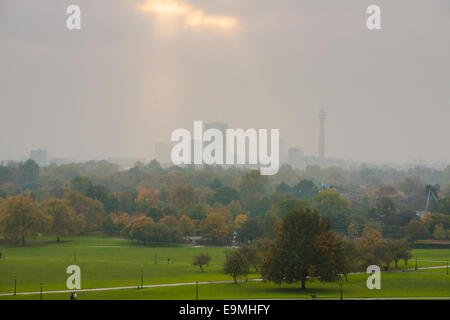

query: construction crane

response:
[416,184,440,218]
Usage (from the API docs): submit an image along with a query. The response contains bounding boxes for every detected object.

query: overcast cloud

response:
[1,0,449,164]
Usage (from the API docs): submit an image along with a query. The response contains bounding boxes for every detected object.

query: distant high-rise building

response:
[204,122,229,164]
[30,149,47,167]
[155,142,172,164]
[319,109,326,158]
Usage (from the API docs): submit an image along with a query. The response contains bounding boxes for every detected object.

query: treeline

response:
[0,159,449,245]
[219,208,413,289]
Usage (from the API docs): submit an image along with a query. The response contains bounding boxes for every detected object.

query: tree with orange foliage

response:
[0,195,51,246]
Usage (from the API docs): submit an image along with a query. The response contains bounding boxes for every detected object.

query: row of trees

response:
[219,208,413,289]
[1,158,449,246]
[0,195,85,245]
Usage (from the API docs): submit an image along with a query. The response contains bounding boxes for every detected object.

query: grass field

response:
[0,236,449,300]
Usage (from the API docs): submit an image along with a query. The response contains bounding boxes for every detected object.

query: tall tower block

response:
[319,109,325,158]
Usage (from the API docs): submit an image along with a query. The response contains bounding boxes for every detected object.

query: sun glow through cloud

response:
[138,0,237,29]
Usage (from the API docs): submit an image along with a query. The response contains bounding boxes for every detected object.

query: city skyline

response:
[1,0,449,164]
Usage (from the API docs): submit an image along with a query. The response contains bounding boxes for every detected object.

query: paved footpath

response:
[0,265,447,298]
[0,279,263,297]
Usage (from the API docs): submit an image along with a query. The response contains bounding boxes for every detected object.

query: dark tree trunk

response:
[21,236,25,246]
[57,237,60,243]
[234,276,237,284]
[301,278,306,290]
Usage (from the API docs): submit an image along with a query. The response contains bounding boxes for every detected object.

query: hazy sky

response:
[1,0,449,164]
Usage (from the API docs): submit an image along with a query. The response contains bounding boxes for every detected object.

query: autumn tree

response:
[64,190,105,232]
[192,253,211,272]
[356,229,385,268]
[0,195,50,246]
[41,198,84,242]
[202,212,228,243]
[234,214,248,230]
[159,215,179,228]
[122,216,154,242]
[179,214,194,240]
[261,208,345,290]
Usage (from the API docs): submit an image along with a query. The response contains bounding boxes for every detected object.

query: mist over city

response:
[0,0,449,305]
[1,0,449,167]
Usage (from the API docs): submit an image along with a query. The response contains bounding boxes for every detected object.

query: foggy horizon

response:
[1,0,449,165]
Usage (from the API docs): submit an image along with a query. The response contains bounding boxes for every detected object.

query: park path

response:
[0,278,263,297]
[0,265,447,297]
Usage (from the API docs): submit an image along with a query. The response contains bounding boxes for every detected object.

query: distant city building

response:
[155,142,172,165]
[204,122,229,163]
[30,149,47,167]
[319,109,326,158]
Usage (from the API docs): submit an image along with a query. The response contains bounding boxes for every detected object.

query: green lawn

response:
[0,236,449,300]
[0,236,254,294]
[1,273,449,300]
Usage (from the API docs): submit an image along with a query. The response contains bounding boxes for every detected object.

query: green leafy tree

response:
[237,218,263,244]
[433,223,448,240]
[406,219,429,241]
[223,249,249,284]
[192,253,211,272]
[312,190,350,229]
[211,186,240,206]
[390,239,412,268]
[19,159,40,185]
[263,211,279,239]
[261,208,345,290]
[238,245,263,273]
[277,198,310,219]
